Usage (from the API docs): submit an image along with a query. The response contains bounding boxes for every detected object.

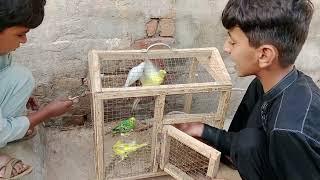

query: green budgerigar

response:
[112,117,136,134]
[112,140,148,160]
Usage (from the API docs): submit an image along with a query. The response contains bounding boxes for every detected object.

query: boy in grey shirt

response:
[0,0,73,178]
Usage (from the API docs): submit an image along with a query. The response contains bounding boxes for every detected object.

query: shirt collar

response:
[263,67,298,102]
[0,53,12,72]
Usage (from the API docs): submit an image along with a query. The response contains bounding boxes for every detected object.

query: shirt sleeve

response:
[0,108,30,147]
[270,130,320,180]
[228,78,263,132]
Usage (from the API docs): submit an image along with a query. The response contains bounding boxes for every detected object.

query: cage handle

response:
[145,43,172,52]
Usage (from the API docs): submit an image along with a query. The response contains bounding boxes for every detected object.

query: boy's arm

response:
[28,99,73,130]
[270,130,320,179]
[0,108,30,147]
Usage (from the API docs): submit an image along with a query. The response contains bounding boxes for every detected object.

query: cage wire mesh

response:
[104,128,153,179]
[164,92,220,115]
[168,137,212,180]
[103,96,155,179]
[100,57,216,88]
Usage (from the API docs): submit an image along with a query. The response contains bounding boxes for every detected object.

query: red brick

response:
[146,19,158,37]
[159,18,175,37]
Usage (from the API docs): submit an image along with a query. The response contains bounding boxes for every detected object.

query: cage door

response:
[160,125,221,180]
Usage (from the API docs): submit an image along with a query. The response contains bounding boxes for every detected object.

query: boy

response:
[0,0,73,178]
[177,0,319,179]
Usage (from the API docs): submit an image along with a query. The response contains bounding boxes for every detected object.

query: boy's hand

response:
[174,122,205,138]
[42,98,73,118]
[26,96,39,111]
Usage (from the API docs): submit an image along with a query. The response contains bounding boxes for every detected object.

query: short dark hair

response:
[0,0,46,32]
[222,0,314,67]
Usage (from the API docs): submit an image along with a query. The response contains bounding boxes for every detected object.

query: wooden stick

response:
[210,48,232,83]
[109,171,168,180]
[97,83,232,99]
[96,48,215,61]
[163,113,218,125]
[88,50,105,180]
[184,58,199,113]
[212,91,231,129]
[88,50,102,93]
[160,127,171,170]
[164,163,193,180]
[151,94,166,172]
[92,98,104,180]
[207,154,221,178]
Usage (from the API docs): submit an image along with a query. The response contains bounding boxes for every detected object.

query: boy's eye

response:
[229,40,236,45]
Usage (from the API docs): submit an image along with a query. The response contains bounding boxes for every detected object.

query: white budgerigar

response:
[124,62,145,87]
[124,59,167,112]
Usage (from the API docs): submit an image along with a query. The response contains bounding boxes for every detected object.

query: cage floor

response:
[104,120,154,179]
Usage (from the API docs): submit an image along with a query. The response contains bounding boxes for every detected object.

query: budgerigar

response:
[124,60,166,87]
[124,62,145,87]
[112,140,148,160]
[112,117,136,134]
[124,60,167,112]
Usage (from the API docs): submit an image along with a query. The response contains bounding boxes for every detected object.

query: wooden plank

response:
[96,48,215,61]
[88,50,102,93]
[163,113,218,125]
[160,128,171,169]
[197,50,232,84]
[211,48,232,83]
[164,163,193,180]
[110,171,168,180]
[97,83,232,99]
[213,91,231,128]
[88,50,105,180]
[151,95,166,172]
[207,154,221,178]
[184,58,199,113]
[165,125,220,159]
[92,98,105,180]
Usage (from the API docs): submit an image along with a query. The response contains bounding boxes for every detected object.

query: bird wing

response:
[124,62,145,87]
[143,59,159,78]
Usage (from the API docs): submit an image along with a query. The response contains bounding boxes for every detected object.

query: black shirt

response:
[203,68,320,179]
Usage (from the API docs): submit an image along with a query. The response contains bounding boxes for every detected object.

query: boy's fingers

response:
[63,99,74,107]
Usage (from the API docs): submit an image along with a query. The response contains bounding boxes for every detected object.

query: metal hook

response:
[145,43,172,52]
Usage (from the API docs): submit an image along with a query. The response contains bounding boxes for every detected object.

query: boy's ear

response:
[257,45,278,69]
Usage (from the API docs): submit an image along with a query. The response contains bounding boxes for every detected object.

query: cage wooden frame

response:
[88,47,232,180]
[160,125,221,180]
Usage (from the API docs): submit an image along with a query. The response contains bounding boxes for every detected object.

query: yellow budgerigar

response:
[112,140,148,160]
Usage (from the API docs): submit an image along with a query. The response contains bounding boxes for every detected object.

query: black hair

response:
[222,0,314,67]
[0,0,46,31]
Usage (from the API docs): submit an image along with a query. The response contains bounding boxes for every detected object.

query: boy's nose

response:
[224,41,231,54]
[19,35,27,44]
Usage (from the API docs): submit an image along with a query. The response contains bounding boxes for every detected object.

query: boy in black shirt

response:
[176,0,319,179]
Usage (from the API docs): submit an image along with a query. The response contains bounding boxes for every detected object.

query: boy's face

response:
[224,27,260,77]
[0,26,30,55]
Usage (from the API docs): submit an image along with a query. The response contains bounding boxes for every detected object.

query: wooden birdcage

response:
[88,44,232,180]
